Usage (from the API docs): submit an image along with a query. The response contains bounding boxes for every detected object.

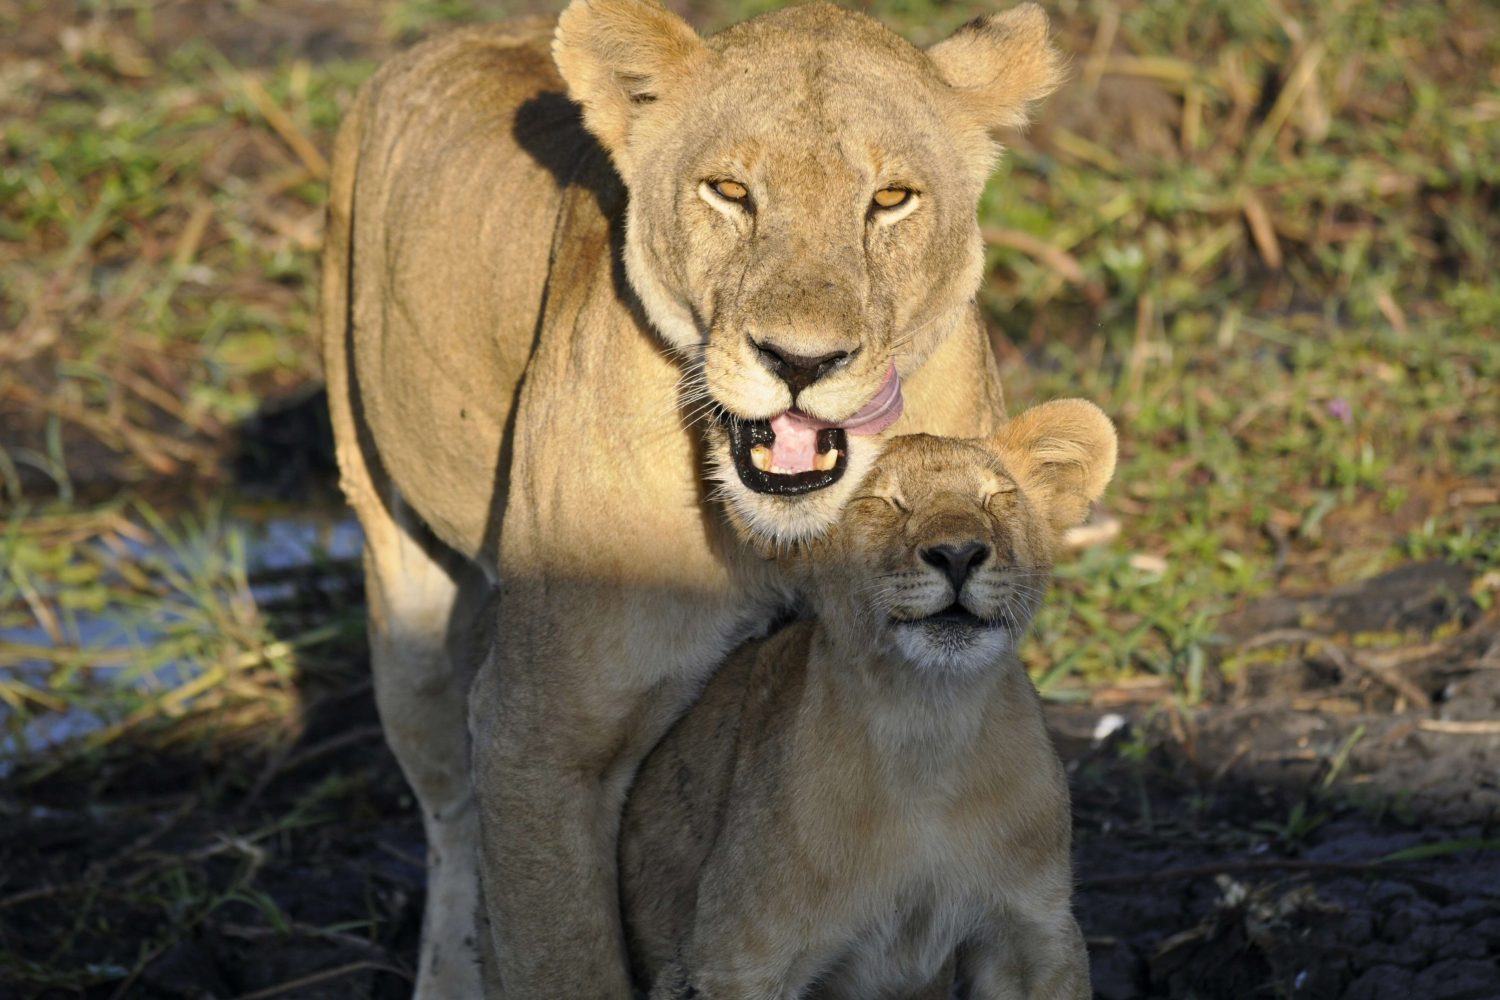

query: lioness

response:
[321,0,1062,994]
[620,399,1112,999]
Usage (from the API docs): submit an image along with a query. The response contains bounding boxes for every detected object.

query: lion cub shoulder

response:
[621,400,1116,999]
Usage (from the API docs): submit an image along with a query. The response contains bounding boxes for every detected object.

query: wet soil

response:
[1062,705,1500,1000]
[4,563,1498,999]
[0,674,422,999]
[1060,561,1500,999]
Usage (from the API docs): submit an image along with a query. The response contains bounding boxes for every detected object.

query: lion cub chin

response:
[620,399,1116,999]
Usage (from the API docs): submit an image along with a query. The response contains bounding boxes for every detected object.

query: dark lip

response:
[898,604,1011,630]
[725,418,848,497]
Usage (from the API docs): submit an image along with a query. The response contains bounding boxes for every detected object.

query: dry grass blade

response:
[1080,857,1468,901]
[171,198,216,270]
[1094,55,1213,89]
[1239,188,1284,270]
[239,74,330,180]
[983,227,1106,304]
[1241,629,1432,709]
[1416,719,1500,735]
[1243,42,1325,166]
[1079,4,1119,92]
[1063,512,1122,551]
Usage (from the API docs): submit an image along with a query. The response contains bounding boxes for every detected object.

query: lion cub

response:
[620,399,1115,999]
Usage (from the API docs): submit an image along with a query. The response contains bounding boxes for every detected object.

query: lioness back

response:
[331,17,622,557]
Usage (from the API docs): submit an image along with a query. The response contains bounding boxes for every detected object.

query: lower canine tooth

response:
[814,448,839,472]
[750,445,772,472]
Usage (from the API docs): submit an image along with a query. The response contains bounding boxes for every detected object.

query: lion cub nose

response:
[920,542,990,596]
[753,340,852,395]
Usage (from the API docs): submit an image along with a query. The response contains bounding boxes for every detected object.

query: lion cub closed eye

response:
[620,399,1116,999]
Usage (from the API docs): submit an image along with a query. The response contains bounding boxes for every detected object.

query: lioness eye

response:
[712,179,749,202]
[872,187,911,209]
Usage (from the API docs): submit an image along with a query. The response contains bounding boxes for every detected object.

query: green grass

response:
[2,0,1498,749]
[978,0,1500,692]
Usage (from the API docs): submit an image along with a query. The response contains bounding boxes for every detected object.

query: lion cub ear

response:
[992,399,1117,535]
[926,3,1064,133]
[553,0,709,166]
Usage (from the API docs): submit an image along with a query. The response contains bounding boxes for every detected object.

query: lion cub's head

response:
[553,0,1063,542]
[796,399,1116,673]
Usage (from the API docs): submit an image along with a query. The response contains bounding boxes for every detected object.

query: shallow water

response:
[0,504,363,771]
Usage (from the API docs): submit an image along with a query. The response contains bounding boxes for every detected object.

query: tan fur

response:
[320,3,1062,996]
[621,401,1115,999]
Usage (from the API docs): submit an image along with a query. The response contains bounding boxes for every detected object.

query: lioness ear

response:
[926,3,1064,133]
[993,399,1117,535]
[553,0,708,163]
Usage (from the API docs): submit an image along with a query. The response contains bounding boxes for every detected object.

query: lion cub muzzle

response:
[885,506,1036,674]
[826,403,1119,676]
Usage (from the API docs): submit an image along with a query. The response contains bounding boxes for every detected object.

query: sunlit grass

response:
[967,0,1500,695]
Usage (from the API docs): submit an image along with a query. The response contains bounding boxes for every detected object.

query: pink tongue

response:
[769,412,820,472]
[767,365,905,474]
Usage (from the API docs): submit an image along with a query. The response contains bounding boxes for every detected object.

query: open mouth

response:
[727,418,848,496]
[719,363,904,498]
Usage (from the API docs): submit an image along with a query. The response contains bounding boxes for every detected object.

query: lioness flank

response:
[621,399,1115,999]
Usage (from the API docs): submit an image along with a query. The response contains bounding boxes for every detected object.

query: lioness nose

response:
[921,542,989,595]
[752,340,852,396]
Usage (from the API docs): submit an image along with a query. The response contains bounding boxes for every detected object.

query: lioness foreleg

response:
[469,582,724,999]
[364,498,491,1000]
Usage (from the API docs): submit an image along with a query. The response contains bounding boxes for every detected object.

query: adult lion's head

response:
[554,0,1062,540]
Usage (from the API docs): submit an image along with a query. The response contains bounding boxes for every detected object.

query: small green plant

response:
[1253,798,1330,852]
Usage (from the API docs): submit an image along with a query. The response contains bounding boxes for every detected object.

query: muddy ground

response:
[4,558,1498,999]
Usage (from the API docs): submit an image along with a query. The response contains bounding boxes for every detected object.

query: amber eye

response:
[712,179,749,202]
[872,187,912,210]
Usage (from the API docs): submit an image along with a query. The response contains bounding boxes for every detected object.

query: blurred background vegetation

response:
[1,0,1497,994]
